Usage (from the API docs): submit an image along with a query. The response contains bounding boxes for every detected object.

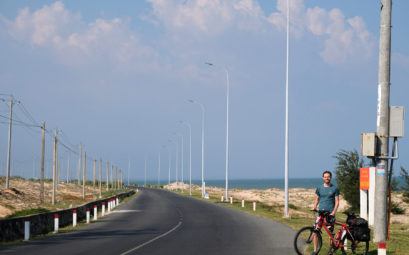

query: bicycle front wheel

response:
[294,226,322,255]
[340,234,369,255]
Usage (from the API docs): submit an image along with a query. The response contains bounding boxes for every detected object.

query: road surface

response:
[0,188,296,254]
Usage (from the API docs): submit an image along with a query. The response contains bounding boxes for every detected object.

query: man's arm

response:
[312,195,319,210]
[330,196,339,216]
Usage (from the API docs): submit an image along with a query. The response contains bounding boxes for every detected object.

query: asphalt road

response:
[0,188,296,255]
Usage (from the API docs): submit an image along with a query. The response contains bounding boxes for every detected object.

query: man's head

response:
[322,171,332,185]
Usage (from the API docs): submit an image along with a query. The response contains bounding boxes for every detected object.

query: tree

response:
[400,166,409,203]
[334,149,363,211]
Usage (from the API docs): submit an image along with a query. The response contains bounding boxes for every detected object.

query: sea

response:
[131,178,325,190]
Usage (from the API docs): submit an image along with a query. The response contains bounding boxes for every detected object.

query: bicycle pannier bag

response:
[349,217,370,242]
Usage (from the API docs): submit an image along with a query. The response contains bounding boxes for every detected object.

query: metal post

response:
[374,0,392,243]
[284,0,290,218]
[5,96,13,189]
[40,122,45,203]
[128,160,130,186]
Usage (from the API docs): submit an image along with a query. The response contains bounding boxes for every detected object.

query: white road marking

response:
[120,221,183,255]
[111,210,141,213]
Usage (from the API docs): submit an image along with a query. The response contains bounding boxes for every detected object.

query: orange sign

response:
[360,168,370,190]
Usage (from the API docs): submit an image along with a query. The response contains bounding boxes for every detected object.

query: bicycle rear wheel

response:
[294,226,322,255]
[340,234,369,255]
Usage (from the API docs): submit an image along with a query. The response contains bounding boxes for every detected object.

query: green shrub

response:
[391,202,405,215]
[334,149,363,211]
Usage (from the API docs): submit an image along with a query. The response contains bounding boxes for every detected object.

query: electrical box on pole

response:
[389,106,404,138]
[361,133,376,157]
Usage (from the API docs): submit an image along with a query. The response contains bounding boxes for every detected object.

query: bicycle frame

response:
[314,214,357,250]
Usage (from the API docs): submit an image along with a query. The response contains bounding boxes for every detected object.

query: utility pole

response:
[57,156,61,190]
[5,96,14,189]
[78,144,82,185]
[128,160,130,186]
[82,151,86,200]
[93,159,96,187]
[374,0,392,243]
[106,161,109,191]
[40,122,45,203]
[114,166,118,189]
[99,158,102,198]
[66,151,70,183]
[52,131,57,205]
[111,165,113,189]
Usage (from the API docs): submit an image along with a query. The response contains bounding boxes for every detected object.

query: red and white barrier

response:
[86,208,90,224]
[108,200,111,213]
[54,214,59,233]
[221,196,224,202]
[230,196,233,204]
[116,196,119,206]
[378,242,386,255]
[102,202,105,216]
[94,205,98,220]
[253,201,256,211]
[242,199,245,208]
[24,217,30,241]
[73,210,77,227]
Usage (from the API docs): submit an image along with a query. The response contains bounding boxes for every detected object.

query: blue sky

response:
[0,0,408,183]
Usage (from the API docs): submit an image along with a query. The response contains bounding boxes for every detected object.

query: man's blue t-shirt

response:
[315,184,339,212]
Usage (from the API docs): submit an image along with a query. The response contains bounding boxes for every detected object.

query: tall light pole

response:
[188,99,205,197]
[169,139,179,190]
[284,0,290,218]
[168,147,171,185]
[178,133,184,192]
[205,62,230,201]
[144,155,147,187]
[158,151,161,186]
[180,121,192,196]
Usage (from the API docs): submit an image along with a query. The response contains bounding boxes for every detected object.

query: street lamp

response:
[205,62,230,202]
[180,121,192,196]
[178,134,184,192]
[168,138,179,190]
[188,99,206,197]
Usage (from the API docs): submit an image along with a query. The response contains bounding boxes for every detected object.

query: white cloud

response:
[268,0,375,65]
[147,0,266,35]
[1,1,159,72]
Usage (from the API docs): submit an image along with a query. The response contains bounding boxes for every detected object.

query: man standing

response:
[312,170,340,255]
[312,170,340,217]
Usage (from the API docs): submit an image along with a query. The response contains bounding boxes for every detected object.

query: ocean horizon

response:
[130,178,325,190]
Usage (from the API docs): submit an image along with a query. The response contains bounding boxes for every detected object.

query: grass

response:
[172,189,409,255]
[5,208,50,219]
